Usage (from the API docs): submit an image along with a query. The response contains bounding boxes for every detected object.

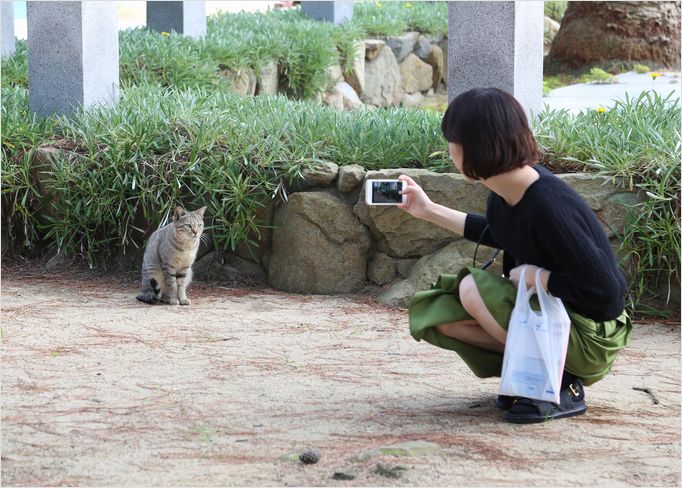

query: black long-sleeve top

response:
[463,165,627,321]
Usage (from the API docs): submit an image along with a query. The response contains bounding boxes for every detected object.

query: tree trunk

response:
[547,1,681,71]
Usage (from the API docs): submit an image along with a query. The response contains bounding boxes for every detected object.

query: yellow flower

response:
[161,31,170,36]
[595,107,607,113]
[375,1,382,7]
[405,2,413,7]
[650,72,662,80]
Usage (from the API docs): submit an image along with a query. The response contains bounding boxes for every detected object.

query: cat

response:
[136,206,207,305]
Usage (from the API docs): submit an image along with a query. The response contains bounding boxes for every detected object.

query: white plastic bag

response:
[499,266,571,404]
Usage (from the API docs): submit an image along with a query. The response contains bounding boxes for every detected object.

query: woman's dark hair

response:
[441,87,541,180]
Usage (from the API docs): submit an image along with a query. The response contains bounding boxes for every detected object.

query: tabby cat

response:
[136,206,206,305]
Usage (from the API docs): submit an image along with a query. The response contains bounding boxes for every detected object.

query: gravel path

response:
[1,267,679,486]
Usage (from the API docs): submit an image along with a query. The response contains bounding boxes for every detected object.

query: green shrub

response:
[0,39,28,89]
[578,67,618,84]
[534,91,681,313]
[634,63,651,74]
[544,1,567,22]
[353,1,447,37]
[1,85,448,264]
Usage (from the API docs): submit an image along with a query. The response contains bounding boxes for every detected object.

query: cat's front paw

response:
[162,296,179,305]
[179,298,191,306]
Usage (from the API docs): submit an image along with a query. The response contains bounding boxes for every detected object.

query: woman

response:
[398,87,632,424]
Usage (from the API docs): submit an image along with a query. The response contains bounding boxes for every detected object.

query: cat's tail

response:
[136,278,162,304]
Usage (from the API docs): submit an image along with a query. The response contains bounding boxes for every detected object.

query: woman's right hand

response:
[396,174,433,220]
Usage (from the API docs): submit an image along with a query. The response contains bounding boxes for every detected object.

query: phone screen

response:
[371,181,403,204]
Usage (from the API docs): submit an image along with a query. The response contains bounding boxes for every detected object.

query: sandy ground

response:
[1,265,680,487]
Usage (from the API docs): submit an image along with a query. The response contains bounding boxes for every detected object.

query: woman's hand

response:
[509,265,550,290]
[396,174,433,220]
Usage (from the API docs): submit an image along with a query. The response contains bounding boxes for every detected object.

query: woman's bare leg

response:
[458,274,507,344]
[434,320,505,353]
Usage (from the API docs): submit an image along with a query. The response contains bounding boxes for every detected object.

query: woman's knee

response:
[459,274,480,311]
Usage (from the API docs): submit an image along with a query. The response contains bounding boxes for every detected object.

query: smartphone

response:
[364,179,407,205]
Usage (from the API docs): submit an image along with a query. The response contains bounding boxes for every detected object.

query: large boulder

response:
[354,169,489,258]
[544,16,561,56]
[335,81,363,110]
[364,39,386,61]
[361,45,404,107]
[269,192,371,294]
[337,164,366,193]
[547,2,681,71]
[256,60,279,95]
[425,44,444,91]
[399,54,433,94]
[345,40,366,95]
[385,31,420,63]
[378,240,479,307]
[220,66,257,96]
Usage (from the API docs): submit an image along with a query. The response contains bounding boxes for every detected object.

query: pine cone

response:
[299,449,320,464]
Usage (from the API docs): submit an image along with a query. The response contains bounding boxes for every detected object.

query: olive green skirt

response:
[409,267,632,386]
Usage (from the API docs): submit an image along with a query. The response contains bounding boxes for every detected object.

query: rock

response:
[268,192,371,294]
[45,251,73,273]
[328,64,344,84]
[322,89,344,110]
[414,35,432,60]
[385,31,420,63]
[332,470,357,480]
[425,34,444,45]
[335,82,363,110]
[425,44,444,91]
[299,162,339,189]
[378,240,478,307]
[375,462,407,479]
[395,258,417,278]
[544,16,561,55]
[402,92,425,108]
[367,252,398,285]
[193,251,267,285]
[337,164,366,193]
[438,38,448,85]
[354,169,489,258]
[361,46,404,107]
[256,59,279,95]
[399,54,433,94]
[364,39,385,61]
[220,66,257,96]
[354,440,440,461]
[345,40,366,95]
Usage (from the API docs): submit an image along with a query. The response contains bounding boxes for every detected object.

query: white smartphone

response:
[364,179,407,205]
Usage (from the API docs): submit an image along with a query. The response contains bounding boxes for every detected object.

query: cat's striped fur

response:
[136,206,206,305]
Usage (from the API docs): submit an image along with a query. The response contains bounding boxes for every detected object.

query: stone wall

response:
[193,164,643,308]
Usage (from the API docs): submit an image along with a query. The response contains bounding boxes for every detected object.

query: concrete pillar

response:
[300,1,353,25]
[147,1,206,39]
[1,1,15,58]
[27,1,119,118]
[447,1,543,117]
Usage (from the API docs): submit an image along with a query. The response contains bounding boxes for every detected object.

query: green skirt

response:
[409,267,632,386]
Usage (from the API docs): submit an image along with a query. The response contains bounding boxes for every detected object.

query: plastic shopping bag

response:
[499,266,571,404]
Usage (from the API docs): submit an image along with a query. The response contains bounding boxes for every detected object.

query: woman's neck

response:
[483,165,540,207]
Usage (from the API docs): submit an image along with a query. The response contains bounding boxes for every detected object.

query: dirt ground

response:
[1,264,680,487]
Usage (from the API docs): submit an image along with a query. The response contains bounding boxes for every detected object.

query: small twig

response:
[633,386,659,404]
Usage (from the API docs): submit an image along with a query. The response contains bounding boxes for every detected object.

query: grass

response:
[534,91,681,313]
[1,85,448,265]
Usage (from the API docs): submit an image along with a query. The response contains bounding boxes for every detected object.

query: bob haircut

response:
[441,87,541,180]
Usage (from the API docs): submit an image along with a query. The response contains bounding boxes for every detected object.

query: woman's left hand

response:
[509,264,546,289]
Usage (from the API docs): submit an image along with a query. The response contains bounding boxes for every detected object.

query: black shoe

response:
[495,395,515,410]
[503,378,587,424]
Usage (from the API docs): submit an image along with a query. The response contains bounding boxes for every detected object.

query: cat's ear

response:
[173,206,185,221]
[195,206,207,218]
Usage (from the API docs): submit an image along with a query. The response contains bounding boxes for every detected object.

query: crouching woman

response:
[398,87,632,423]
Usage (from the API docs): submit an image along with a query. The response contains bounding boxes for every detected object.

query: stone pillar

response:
[27,1,119,118]
[1,1,15,58]
[147,1,206,38]
[447,1,543,117]
[300,1,353,25]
